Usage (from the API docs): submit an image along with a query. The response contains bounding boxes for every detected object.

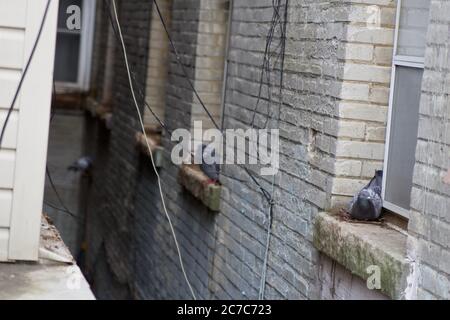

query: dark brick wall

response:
[133,0,216,300]
[85,0,152,299]
[89,0,108,99]
[85,0,352,300]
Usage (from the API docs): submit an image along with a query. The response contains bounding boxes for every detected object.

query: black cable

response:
[45,81,79,220]
[45,166,78,220]
[44,200,78,219]
[152,0,274,202]
[0,0,77,220]
[254,0,287,130]
[0,0,51,149]
[152,0,220,130]
[249,1,280,128]
[103,0,173,136]
[103,0,273,202]
[259,0,289,300]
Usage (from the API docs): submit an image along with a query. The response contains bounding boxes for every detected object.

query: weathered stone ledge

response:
[0,216,95,300]
[178,164,221,212]
[313,212,410,299]
[135,131,164,168]
[85,97,112,129]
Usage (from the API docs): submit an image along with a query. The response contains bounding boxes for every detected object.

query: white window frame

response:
[382,0,427,218]
[55,0,96,92]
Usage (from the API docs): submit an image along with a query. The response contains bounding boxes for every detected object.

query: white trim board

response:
[0,0,59,261]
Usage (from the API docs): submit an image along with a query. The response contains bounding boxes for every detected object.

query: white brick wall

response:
[330,0,396,206]
[190,0,229,130]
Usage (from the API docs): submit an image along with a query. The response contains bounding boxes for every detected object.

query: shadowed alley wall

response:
[84,0,393,300]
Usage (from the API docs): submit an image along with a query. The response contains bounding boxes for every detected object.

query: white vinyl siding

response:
[0,0,59,261]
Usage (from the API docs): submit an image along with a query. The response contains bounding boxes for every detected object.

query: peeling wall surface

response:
[81,0,449,300]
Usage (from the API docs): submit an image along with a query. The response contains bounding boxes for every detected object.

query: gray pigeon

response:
[68,156,93,172]
[348,170,383,221]
[198,144,220,182]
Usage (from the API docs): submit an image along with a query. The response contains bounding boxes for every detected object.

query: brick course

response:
[408,0,450,300]
[84,0,450,300]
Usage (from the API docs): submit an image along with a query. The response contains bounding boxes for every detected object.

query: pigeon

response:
[348,170,383,221]
[68,156,93,172]
[198,144,220,182]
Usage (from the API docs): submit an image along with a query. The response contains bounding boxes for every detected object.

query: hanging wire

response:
[0,0,52,149]
[109,0,197,299]
[103,0,273,202]
[152,0,220,130]
[258,0,289,300]
[45,165,78,220]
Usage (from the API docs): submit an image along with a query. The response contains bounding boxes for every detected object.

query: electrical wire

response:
[44,200,78,219]
[43,78,79,221]
[258,0,289,300]
[152,0,220,130]
[46,166,78,220]
[110,0,196,300]
[0,0,77,221]
[151,0,275,201]
[102,0,173,137]
[0,0,51,149]
[105,0,284,301]
[103,0,272,202]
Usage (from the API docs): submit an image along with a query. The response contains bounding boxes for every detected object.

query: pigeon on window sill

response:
[198,144,220,183]
[348,170,383,221]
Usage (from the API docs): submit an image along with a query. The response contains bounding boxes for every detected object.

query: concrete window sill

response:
[178,164,221,212]
[313,212,409,299]
[135,131,164,168]
[0,216,95,299]
[85,97,112,129]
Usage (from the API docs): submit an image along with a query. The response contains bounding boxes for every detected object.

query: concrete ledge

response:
[178,164,221,212]
[0,216,94,300]
[313,212,409,299]
[85,97,112,129]
[135,131,164,168]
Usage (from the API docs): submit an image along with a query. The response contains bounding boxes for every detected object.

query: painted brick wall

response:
[190,0,229,130]
[133,0,218,299]
[217,0,395,299]
[85,0,152,299]
[408,0,450,300]
[143,0,172,126]
[89,0,109,100]
[85,0,399,300]
[332,0,396,209]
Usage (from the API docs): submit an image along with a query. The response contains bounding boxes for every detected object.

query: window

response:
[382,0,431,217]
[143,0,172,128]
[53,0,96,91]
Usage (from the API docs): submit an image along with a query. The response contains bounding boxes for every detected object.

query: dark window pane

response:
[385,66,423,210]
[54,33,81,83]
